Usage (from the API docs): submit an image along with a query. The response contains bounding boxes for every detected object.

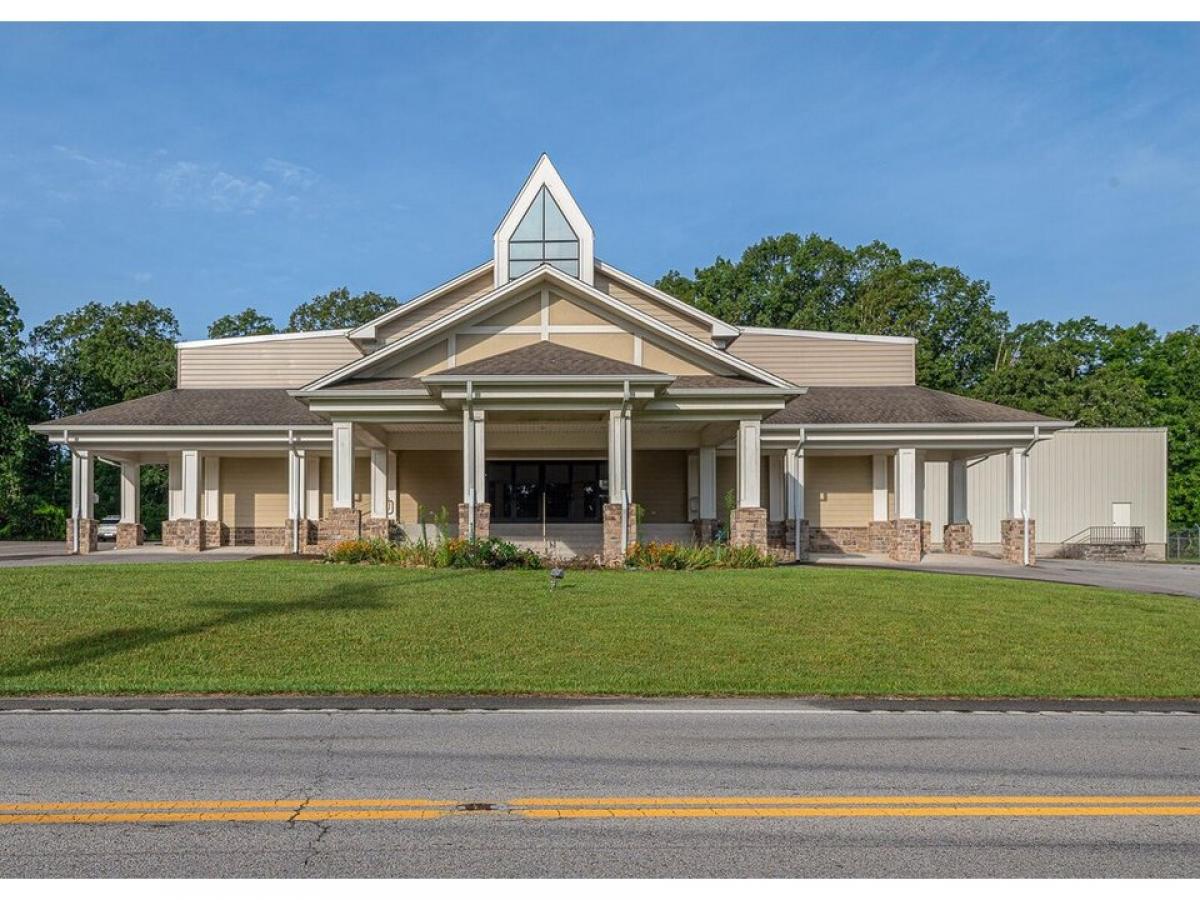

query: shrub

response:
[324,536,541,570]
[624,541,776,570]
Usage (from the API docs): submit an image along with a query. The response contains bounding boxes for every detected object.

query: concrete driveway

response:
[0,541,285,567]
[812,551,1200,598]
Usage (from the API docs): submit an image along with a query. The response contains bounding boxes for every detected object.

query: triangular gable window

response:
[508,187,579,279]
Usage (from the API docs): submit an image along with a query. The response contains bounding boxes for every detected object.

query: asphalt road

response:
[2,702,1199,877]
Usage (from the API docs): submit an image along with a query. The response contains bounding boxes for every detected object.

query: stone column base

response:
[318,509,363,548]
[457,503,491,541]
[692,517,718,545]
[868,520,894,553]
[283,519,318,552]
[115,522,144,550]
[602,503,637,566]
[730,507,768,552]
[767,520,786,549]
[1001,518,1036,565]
[890,518,928,562]
[784,518,811,561]
[65,518,99,554]
[943,521,974,555]
[361,517,394,542]
[165,519,207,552]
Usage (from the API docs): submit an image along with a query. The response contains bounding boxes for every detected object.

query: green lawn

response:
[1,561,1198,698]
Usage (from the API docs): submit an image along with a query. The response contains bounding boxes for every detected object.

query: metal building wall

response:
[923,428,1167,548]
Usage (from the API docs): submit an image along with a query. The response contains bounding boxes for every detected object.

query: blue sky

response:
[1,22,1197,340]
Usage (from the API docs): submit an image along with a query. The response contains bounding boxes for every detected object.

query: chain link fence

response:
[1167,526,1200,561]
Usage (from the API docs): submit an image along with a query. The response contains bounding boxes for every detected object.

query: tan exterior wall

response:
[317,456,372,516]
[548,293,611,326]
[219,457,288,527]
[925,428,1169,546]
[641,337,716,375]
[593,271,711,342]
[375,269,495,344]
[804,456,874,527]
[397,449,462,523]
[380,339,451,377]
[552,332,636,360]
[454,332,539,365]
[632,450,688,522]
[477,295,542,327]
[728,332,916,386]
[177,334,364,389]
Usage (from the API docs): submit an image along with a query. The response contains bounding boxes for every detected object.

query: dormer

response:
[493,154,595,287]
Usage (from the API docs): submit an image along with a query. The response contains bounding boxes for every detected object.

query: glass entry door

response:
[486,460,608,523]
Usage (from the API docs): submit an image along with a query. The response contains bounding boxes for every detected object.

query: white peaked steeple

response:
[493,154,595,287]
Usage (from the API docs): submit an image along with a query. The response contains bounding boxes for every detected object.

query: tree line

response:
[1,235,1197,539]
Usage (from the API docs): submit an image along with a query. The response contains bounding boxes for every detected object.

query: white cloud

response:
[156,160,272,213]
[264,157,318,191]
[132,271,153,284]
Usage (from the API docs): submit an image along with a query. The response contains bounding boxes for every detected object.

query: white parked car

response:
[96,515,121,541]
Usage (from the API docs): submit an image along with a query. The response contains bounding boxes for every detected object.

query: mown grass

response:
[0,561,1198,697]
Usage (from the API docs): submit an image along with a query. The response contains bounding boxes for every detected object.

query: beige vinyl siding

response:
[728,332,916,386]
[380,339,450,377]
[375,269,495,344]
[177,334,365,388]
[925,428,1169,546]
[805,456,873,527]
[593,271,711,342]
[632,450,688,522]
[219,457,288,527]
[397,449,461,523]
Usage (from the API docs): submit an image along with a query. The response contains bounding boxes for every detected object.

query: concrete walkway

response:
[812,550,1200,598]
[0,541,284,567]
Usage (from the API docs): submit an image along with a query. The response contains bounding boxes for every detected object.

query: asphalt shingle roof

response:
[37,389,328,428]
[433,342,667,378]
[765,386,1059,426]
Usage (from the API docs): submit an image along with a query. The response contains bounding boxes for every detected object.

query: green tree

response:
[0,285,60,538]
[658,233,1008,391]
[29,300,179,418]
[287,287,395,331]
[207,307,277,339]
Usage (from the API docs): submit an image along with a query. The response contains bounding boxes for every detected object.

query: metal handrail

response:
[1088,526,1145,546]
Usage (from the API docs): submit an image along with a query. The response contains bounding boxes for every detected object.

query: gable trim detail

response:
[595,259,740,340]
[347,261,493,341]
[302,265,795,391]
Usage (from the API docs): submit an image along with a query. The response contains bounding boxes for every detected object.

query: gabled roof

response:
[429,342,667,380]
[33,389,328,430]
[347,261,493,341]
[765,386,1066,426]
[303,264,793,392]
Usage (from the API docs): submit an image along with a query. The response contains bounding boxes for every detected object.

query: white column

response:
[332,421,355,509]
[896,447,924,520]
[949,458,969,524]
[119,461,140,524]
[71,449,94,520]
[607,408,632,506]
[785,446,805,520]
[288,449,307,521]
[872,454,889,522]
[698,445,717,520]
[686,451,699,520]
[736,419,761,509]
[387,451,398,521]
[202,456,220,522]
[167,454,181,520]
[369,448,389,519]
[180,449,201,520]
[1005,448,1027,519]
[305,455,321,520]
[462,409,486,505]
[767,453,786,521]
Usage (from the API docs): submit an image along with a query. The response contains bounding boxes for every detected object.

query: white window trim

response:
[493,155,594,287]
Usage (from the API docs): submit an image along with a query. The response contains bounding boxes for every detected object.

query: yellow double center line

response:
[2,795,1199,825]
